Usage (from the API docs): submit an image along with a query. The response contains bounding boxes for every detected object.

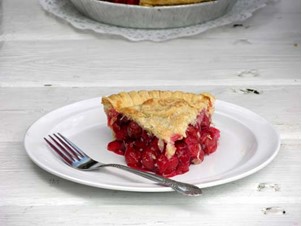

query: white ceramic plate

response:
[24,97,280,192]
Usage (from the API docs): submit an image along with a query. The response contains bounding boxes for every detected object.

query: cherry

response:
[107,109,119,127]
[185,126,199,142]
[107,140,125,155]
[113,124,128,140]
[149,137,160,152]
[141,148,157,170]
[156,155,179,177]
[117,114,130,125]
[196,111,211,129]
[125,145,141,169]
[200,127,220,154]
[175,144,190,173]
[127,121,142,138]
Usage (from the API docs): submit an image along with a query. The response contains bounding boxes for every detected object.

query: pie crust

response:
[139,0,212,6]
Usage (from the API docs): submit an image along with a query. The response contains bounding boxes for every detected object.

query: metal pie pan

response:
[69,0,237,29]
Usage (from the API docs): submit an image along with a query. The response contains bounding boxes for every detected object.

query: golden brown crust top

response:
[102,90,214,114]
[102,90,215,157]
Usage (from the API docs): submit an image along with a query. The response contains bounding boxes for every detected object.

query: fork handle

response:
[97,163,202,196]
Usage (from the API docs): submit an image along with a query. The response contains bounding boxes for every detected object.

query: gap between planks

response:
[0,79,300,88]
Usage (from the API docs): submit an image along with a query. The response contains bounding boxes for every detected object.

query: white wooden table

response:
[0,0,300,225]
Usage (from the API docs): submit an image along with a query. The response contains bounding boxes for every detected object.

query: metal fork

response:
[44,133,202,196]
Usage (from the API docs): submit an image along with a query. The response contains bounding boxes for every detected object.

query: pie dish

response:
[102,90,220,177]
[69,0,237,29]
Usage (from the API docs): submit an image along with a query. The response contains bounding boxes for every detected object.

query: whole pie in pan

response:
[102,90,220,177]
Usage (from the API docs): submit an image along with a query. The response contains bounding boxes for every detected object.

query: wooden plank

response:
[0,85,299,142]
[0,140,300,225]
[0,39,300,85]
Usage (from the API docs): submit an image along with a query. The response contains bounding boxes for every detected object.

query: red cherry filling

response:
[106,109,220,177]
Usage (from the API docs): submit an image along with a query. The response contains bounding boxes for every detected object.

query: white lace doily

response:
[39,0,276,41]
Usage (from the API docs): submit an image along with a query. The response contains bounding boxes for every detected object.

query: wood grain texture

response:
[0,140,300,225]
[0,0,300,225]
[0,38,300,86]
[0,85,299,142]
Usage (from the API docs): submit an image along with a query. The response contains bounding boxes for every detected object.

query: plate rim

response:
[24,97,281,192]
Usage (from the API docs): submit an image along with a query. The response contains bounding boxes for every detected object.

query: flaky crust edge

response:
[101,90,215,115]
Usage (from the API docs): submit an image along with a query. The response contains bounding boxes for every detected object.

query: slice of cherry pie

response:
[102,90,220,177]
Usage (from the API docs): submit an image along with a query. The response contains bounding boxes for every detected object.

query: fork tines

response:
[44,133,84,165]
